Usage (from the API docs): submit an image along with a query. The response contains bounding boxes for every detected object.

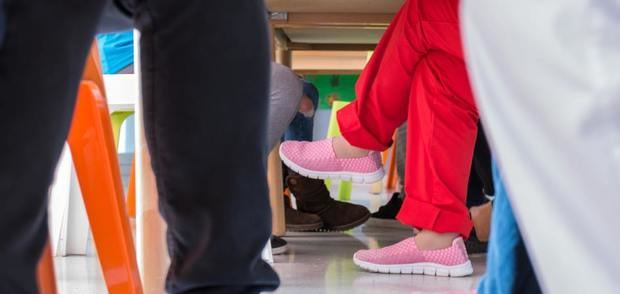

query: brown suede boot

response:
[284,195,324,232]
[286,172,371,231]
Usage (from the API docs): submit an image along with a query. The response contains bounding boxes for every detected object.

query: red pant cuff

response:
[337,102,391,151]
[397,198,473,239]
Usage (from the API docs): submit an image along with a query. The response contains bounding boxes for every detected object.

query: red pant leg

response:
[338,0,463,151]
[337,0,475,237]
[397,52,478,238]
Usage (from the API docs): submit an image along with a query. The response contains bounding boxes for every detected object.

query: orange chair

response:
[69,81,143,293]
[37,45,143,294]
[37,241,57,294]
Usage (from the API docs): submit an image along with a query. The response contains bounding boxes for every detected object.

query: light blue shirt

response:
[96,31,134,74]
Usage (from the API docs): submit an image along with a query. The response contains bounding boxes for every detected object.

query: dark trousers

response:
[0,0,279,293]
[467,124,495,207]
[395,122,494,207]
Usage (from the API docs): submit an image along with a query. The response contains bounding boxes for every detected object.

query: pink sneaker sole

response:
[279,146,385,184]
[353,256,473,277]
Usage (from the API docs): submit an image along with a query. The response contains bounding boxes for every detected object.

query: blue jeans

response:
[478,165,541,294]
[284,113,314,141]
[283,89,318,141]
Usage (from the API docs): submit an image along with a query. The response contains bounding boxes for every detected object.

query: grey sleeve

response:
[266,62,303,151]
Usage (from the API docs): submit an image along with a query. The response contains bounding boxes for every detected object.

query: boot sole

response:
[363,218,412,230]
[280,148,385,184]
[286,222,325,232]
[353,257,474,277]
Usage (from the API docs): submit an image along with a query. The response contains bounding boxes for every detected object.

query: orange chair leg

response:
[127,158,136,218]
[82,43,106,98]
[68,82,143,294]
[386,141,398,191]
[381,149,390,165]
[37,241,57,294]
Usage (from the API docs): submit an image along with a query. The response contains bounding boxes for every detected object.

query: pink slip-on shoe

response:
[279,138,385,183]
[353,237,473,277]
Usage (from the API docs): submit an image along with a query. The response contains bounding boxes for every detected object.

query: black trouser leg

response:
[396,122,489,206]
[133,0,279,293]
[467,122,495,207]
[467,163,486,207]
[0,0,105,292]
[473,123,494,196]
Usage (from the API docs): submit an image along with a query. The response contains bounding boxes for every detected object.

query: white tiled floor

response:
[273,229,484,294]
[54,184,485,293]
[55,256,107,294]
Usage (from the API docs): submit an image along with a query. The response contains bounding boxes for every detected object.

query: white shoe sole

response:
[272,244,288,255]
[353,257,474,277]
[280,147,385,184]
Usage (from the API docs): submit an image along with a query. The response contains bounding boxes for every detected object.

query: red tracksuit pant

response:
[337,0,478,238]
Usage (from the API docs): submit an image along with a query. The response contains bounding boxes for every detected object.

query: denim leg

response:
[0,0,105,291]
[284,113,315,142]
[478,166,541,294]
[134,0,279,292]
[283,81,318,142]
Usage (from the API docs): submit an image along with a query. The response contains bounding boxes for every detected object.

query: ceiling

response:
[266,0,402,72]
[267,0,403,48]
[283,27,385,44]
[266,0,404,14]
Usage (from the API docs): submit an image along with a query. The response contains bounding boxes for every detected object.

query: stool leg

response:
[37,240,57,294]
[133,34,170,290]
[338,181,353,201]
[127,157,136,218]
[268,143,286,237]
[135,131,168,294]
[369,151,386,194]
[327,101,354,201]
[110,111,134,149]
[324,178,332,191]
[68,83,142,294]
[135,145,170,293]
[369,181,383,195]
[386,140,398,191]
